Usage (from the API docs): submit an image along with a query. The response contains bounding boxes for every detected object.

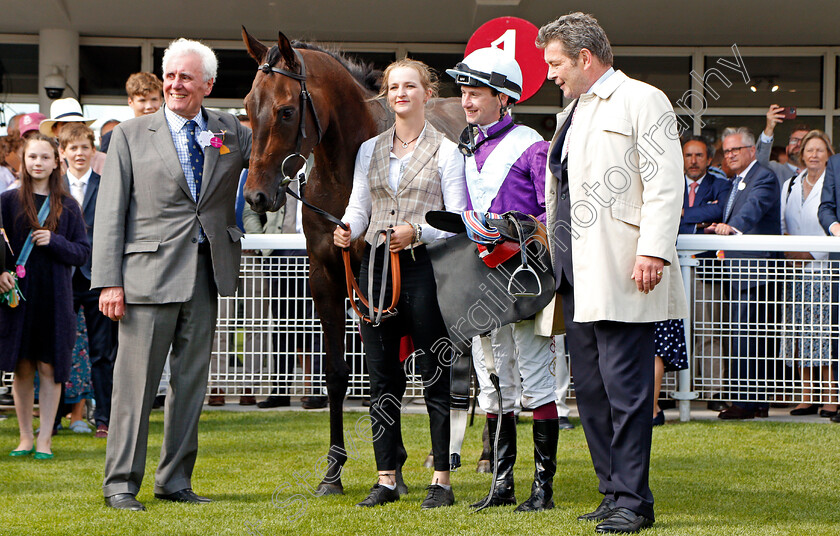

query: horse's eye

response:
[280,108,295,121]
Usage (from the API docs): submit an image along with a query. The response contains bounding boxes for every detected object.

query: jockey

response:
[446,47,571,512]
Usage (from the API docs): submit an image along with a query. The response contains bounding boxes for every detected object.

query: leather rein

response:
[258,49,401,326]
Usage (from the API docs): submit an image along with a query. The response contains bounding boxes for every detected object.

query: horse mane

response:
[263,41,382,93]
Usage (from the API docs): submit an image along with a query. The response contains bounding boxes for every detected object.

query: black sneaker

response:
[421,484,454,509]
[356,484,399,507]
[558,417,575,430]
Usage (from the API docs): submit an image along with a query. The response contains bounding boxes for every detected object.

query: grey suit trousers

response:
[103,251,218,497]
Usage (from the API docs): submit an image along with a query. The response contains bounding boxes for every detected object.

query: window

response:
[703,55,822,108]
[614,55,691,104]
[0,44,38,95]
[79,46,142,96]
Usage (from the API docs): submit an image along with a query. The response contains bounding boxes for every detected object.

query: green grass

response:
[1,410,839,536]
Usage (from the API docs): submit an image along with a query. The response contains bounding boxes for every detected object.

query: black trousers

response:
[559,277,656,520]
[72,271,117,427]
[359,244,451,473]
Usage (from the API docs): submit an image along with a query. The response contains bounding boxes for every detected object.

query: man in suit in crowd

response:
[59,123,116,438]
[92,38,252,511]
[680,136,732,411]
[536,12,687,534]
[707,127,780,421]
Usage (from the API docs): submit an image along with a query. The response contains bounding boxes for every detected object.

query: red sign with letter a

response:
[466,16,548,103]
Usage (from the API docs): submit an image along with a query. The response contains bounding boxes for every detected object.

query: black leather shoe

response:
[301,396,328,409]
[707,400,729,412]
[595,507,654,533]
[421,484,454,508]
[154,488,211,504]
[718,404,756,420]
[652,411,665,427]
[819,409,838,418]
[257,396,290,408]
[578,497,617,521]
[356,483,399,507]
[105,493,146,511]
[831,412,840,424]
[790,404,819,416]
[557,416,575,430]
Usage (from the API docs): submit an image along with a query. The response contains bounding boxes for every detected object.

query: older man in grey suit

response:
[92,38,252,511]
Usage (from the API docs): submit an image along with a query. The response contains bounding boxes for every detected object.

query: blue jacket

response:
[680,173,731,234]
[723,161,781,259]
[818,153,840,259]
[63,171,99,280]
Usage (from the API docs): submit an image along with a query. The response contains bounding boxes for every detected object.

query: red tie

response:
[689,181,698,207]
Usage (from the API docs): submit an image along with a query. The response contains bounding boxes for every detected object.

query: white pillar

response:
[38,29,79,115]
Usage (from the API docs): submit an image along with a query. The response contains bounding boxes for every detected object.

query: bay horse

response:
[241,28,465,494]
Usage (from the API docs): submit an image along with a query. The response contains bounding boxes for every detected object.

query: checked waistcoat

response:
[364,122,444,245]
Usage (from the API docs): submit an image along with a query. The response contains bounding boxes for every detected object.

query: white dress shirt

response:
[341,127,467,243]
[67,167,93,207]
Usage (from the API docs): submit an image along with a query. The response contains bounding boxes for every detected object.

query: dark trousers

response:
[359,244,451,473]
[727,279,775,411]
[559,277,656,519]
[72,271,117,426]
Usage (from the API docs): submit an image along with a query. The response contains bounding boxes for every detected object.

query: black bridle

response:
[258,48,324,186]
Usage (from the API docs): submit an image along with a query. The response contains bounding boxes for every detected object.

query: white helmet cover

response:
[446,47,523,101]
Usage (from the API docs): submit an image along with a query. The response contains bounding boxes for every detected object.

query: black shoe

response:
[578,497,617,521]
[257,396,290,408]
[105,493,146,511]
[471,414,517,508]
[515,418,558,512]
[831,412,840,424]
[557,416,575,430]
[595,507,654,533]
[790,404,819,416]
[154,488,211,504]
[707,400,729,412]
[421,484,454,509]
[652,411,665,427]
[152,395,165,409]
[356,484,399,507]
[820,409,839,418]
[0,393,13,406]
[718,404,756,420]
[301,396,328,409]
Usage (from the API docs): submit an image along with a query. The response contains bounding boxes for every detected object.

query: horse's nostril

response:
[254,191,267,209]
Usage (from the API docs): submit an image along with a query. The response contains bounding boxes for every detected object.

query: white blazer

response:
[537,70,688,332]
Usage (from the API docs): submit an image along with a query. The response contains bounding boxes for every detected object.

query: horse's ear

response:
[242,26,267,64]
[277,31,299,71]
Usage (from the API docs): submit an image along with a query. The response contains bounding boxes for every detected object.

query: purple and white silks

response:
[465,114,549,221]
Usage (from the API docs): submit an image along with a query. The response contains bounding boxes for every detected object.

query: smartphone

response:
[782,106,797,120]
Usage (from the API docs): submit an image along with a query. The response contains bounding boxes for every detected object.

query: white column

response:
[38,29,79,114]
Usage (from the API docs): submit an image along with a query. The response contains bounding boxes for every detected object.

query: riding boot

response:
[470,414,516,507]
[515,418,558,512]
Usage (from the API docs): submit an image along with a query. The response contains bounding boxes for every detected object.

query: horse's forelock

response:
[264,45,282,68]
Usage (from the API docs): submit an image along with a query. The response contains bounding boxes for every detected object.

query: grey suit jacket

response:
[91,107,252,302]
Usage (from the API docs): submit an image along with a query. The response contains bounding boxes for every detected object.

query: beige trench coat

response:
[536,70,688,334]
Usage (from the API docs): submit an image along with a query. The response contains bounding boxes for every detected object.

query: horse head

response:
[242,27,322,214]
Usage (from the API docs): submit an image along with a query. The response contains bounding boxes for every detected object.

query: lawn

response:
[1,410,839,536]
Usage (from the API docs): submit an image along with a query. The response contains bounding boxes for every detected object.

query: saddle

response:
[425,210,555,345]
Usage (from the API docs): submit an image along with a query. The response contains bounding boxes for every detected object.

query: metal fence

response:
[7,234,839,420]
